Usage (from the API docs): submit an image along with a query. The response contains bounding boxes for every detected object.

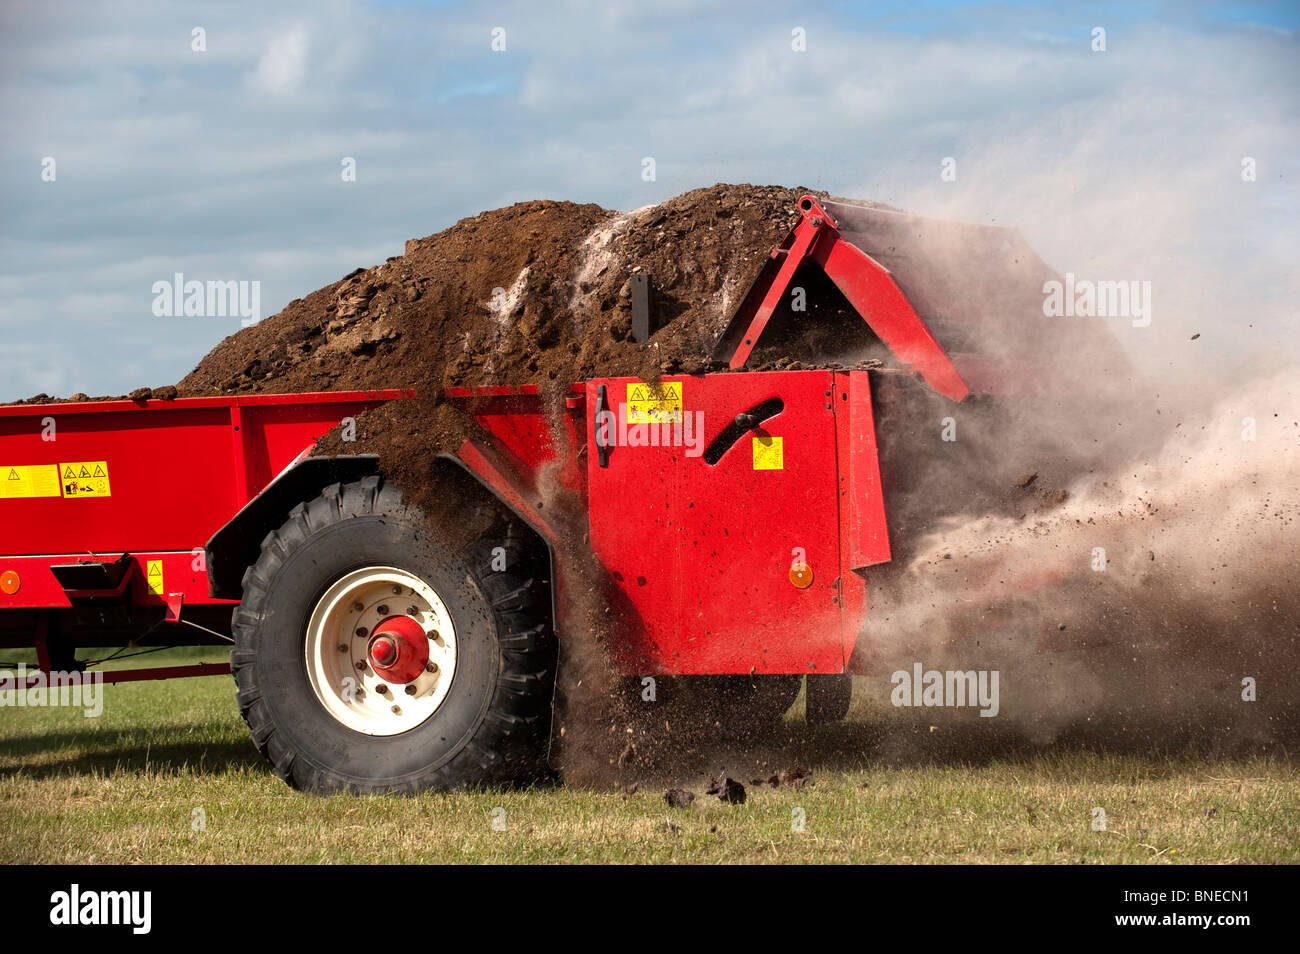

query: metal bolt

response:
[426,662,438,673]
[404,685,417,696]
[355,626,368,638]
[353,601,365,612]
[377,604,389,616]
[375,684,388,694]
[406,605,419,616]
[355,661,367,671]
[391,705,401,715]
[428,630,440,642]
[392,585,402,595]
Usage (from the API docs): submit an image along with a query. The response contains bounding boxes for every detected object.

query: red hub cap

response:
[366,616,429,684]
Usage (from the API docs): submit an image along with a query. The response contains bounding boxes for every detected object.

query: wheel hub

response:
[304,566,458,736]
[367,616,429,684]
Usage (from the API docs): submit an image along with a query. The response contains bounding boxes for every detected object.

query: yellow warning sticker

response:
[146,560,164,596]
[752,435,784,470]
[0,464,61,499]
[59,461,111,498]
[626,381,682,424]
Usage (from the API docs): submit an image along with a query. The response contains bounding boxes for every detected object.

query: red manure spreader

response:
[0,197,1116,793]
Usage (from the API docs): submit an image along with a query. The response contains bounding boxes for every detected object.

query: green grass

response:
[1,650,1296,864]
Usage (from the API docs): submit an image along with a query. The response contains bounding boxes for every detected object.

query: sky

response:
[1,0,1296,402]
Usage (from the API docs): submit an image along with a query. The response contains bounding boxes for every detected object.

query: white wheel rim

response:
[304,566,458,736]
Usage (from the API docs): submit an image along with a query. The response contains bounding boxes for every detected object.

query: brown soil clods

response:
[706,776,747,804]
[664,789,696,809]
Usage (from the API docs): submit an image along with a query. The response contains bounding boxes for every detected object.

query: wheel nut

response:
[406,606,419,616]
[353,601,365,612]
[392,585,402,595]
[376,684,388,694]
[428,630,440,642]
[355,626,368,638]
[355,661,367,671]
[377,604,389,616]
[404,685,417,696]
[391,705,401,714]
[426,662,438,673]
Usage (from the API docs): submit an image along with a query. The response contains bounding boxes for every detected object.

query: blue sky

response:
[1,0,1296,401]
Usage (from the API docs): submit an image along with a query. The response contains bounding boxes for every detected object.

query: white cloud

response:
[249,26,309,96]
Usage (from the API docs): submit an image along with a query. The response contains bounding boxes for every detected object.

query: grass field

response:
[1,649,1296,864]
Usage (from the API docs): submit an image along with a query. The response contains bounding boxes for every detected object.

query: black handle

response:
[595,384,611,468]
[703,397,784,465]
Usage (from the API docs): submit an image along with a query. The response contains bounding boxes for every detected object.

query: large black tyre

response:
[230,476,555,794]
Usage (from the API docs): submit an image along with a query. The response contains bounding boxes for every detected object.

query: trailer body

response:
[0,195,1072,677]
[0,195,1128,791]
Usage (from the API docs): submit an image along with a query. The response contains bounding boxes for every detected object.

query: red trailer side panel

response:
[0,391,407,611]
[586,370,851,675]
